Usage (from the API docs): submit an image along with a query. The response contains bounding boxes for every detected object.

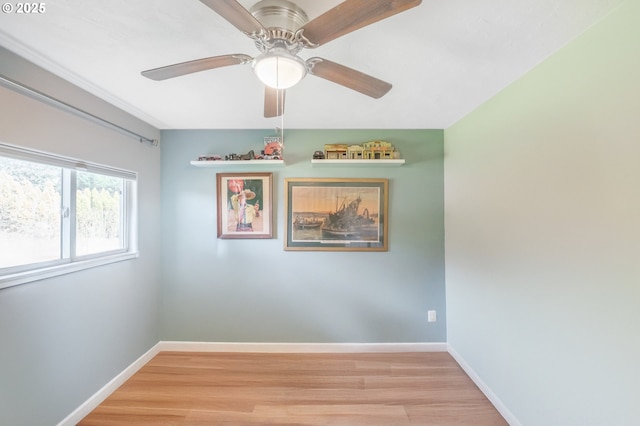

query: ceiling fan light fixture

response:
[253,49,307,89]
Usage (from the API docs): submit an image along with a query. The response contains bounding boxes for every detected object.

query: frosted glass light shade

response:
[253,51,307,89]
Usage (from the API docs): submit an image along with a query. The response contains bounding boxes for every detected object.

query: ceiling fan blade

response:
[264,87,285,118]
[141,54,252,81]
[298,0,422,47]
[199,0,266,37]
[307,58,392,99]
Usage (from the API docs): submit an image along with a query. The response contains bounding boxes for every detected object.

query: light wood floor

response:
[79,351,508,425]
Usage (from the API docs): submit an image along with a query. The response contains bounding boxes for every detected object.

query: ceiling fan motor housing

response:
[250,0,309,51]
[249,0,309,32]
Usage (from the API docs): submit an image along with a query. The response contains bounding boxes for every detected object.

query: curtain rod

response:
[0,74,159,146]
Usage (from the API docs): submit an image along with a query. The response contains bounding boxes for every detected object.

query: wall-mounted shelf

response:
[190,160,285,167]
[191,159,404,167]
[311,159,405,167]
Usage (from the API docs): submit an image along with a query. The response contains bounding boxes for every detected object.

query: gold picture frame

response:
[284,178,389,251]
[217,172,273,239]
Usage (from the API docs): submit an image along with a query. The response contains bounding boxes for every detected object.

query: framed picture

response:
[217,172,273,239]
[284,178,389,251]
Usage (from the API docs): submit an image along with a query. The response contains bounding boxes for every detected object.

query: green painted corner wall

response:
[444,1,640,424]
[159,129,446,343]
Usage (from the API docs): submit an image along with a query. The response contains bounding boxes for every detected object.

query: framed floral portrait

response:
[216,172,273,239]
[284,178,388,251]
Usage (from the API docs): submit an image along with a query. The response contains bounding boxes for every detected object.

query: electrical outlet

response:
[427,310,437,322]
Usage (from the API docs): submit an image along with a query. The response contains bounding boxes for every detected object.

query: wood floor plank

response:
[78,406,189,426]
[79,351,508,425]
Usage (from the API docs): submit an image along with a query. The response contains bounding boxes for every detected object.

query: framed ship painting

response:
[217,172,273,239]
[284,178,388,251]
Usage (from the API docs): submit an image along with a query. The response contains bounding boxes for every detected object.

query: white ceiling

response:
[0,0,623,130]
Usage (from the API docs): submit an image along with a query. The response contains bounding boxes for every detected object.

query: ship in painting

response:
[293,215,324,229]
[321,196,378,239]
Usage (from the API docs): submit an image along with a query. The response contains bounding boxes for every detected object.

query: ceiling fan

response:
[141,0,422,118]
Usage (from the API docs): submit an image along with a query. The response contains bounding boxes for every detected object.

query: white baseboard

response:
[447,344,521,426]
[56,342,162,426]
[57,341,448,425]
[158,341,448,353]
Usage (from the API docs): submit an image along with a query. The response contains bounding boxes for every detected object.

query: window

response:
[0,143,138,288]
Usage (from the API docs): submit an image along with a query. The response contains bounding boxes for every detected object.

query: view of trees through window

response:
[76,170,123,256]
[0,157,61,267]
[0,156,124,269]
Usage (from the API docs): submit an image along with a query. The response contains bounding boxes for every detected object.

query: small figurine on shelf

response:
[238,150,255,160]
[197,155,222,161]
[312,151,325,159]
[263,140,282,160]
[225,150,255,160]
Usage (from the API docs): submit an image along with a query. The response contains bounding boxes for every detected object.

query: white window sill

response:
[0,251,139,290]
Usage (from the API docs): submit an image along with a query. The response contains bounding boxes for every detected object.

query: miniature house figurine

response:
[362,140,395,159]
[321,141,399,160]
[324,144,348,159]
[347,144,364,159]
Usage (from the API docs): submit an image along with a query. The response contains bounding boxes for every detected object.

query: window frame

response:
[0,142,138,289]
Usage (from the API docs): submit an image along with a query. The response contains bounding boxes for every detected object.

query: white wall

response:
[444,1,640,424]
[0,47,162,425]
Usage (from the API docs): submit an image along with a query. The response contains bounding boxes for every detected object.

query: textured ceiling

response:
[0,0,624,129]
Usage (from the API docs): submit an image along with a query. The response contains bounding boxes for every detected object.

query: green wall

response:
[444,1,640,424]
[159,129,446,343]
